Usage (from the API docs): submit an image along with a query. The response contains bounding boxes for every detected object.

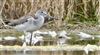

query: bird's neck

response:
[36,15,44,21]
[34,15,45,26]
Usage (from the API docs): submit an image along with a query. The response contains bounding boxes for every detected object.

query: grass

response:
[0,0,100,45]
[0,29,23,37]
[0,0,99,28]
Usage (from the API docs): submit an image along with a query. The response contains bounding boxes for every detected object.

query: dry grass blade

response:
[0,0,8,28]
[0,0,99,29]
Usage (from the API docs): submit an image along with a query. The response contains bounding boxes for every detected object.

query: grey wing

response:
[8,16,33,26]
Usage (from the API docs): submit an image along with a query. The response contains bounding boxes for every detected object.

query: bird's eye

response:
[41,11,43,13]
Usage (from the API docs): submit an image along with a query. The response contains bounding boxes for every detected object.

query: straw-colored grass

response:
[0,0,100,28]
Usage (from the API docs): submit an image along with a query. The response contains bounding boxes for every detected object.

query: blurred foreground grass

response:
[0,28,100,45]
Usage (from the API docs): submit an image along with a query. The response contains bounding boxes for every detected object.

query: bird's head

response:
[35,9,57,23]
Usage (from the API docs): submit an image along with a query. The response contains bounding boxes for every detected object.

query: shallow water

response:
[0,51,39,55]
[0,51,98,55]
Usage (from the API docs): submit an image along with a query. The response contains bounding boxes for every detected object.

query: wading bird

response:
[8,9,55,46]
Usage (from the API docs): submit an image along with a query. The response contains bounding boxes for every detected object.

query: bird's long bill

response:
[44,15,56,23]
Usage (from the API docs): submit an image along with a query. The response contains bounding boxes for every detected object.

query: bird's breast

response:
[33,17,44,27]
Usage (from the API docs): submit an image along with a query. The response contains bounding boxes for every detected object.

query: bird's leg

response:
[34,33,38,37]
[29,32,33,46]
[23,32,26,43]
